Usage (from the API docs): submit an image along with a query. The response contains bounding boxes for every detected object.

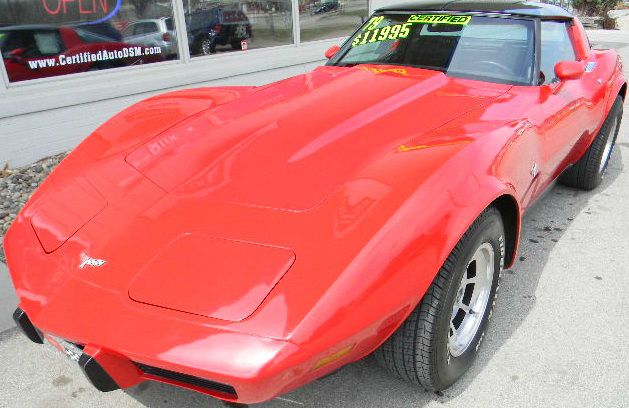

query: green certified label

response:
[407,14,472,25]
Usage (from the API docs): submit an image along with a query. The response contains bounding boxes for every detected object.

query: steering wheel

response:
[475,60,514,76]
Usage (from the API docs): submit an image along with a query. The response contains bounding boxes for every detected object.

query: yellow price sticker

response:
[407,14,472,25]
[352,23,412,47]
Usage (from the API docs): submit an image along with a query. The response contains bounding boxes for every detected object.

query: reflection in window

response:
[0,0,179,82]
[540,21,576,85]
[299,0,368,42]
[184,0,293,57]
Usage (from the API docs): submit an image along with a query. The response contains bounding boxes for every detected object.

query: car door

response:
[534,20,593,182]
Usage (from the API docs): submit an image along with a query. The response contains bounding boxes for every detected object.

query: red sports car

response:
[5,1,626,404]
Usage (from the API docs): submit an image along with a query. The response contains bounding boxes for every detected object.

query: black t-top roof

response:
[376,0,573,19]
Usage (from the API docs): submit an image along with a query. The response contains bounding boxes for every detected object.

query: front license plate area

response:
[47,335,83,362]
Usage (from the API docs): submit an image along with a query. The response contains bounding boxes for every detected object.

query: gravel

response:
[0,152,68,263]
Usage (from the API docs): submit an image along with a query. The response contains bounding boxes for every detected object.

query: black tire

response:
[375,207,505,391]
[197,36,216,55]
[559,96,623,190]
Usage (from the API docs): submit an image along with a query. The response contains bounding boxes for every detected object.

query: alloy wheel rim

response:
[201,39,213,55]
[447,242,495,358]
[599,118,619,174]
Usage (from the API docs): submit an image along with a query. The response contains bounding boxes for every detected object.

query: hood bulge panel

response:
[128,234,296,322]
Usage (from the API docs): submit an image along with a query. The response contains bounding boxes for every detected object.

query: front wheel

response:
[375,207,505,391]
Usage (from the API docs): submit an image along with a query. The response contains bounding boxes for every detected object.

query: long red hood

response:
[125,65,510,210]
[12,65,511,338]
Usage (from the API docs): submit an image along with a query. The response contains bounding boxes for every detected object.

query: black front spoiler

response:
[12,307,120,392]
[12,308,44,344]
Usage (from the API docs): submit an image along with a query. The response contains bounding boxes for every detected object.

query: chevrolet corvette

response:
[5,1,626,404]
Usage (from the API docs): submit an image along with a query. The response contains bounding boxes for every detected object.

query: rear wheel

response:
[375,207,505,391]
[198,36,216,55]
[559,96,623,190]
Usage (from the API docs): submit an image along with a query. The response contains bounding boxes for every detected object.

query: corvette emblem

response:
[79,253,106,269]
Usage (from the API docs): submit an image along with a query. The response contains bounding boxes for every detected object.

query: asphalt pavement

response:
[1,30,628,408]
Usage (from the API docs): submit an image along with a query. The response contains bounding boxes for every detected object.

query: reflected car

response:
[5,1,627,405]
[313,0,340,14]
[186,8,252,55]
[0,25,163,82]
[122,18,178,59]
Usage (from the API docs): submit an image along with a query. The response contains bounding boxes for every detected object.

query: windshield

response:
[330,14,536,85]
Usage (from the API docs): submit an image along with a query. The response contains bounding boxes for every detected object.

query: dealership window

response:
[299,0,368,42]
[184,0,293,57]
[0,0,371,84]
[0,0,179,83]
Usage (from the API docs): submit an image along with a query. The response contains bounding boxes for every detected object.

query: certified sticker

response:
[407,14,472,25]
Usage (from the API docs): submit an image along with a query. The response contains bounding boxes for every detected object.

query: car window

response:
[121,24,135,37]
[331,14,535,86]
[134,22,159,35]
[540,21,576,85]
[165,18,174,31]
[33,31,63,55]
[75,29,111,43]
[188,10,216,31]
[0,32,22,57]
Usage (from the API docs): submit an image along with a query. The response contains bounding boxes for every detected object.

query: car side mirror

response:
[555,60,585,81]
[325,45,340,59]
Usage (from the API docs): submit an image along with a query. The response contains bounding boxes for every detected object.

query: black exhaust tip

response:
[12,308,44,344]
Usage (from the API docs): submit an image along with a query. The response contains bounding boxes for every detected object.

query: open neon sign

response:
[41,0,122,25]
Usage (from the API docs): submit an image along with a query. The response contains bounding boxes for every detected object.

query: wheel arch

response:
[619,82,627,101]
[489,194,520,269]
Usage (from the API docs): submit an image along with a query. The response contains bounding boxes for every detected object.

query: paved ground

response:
[1,31,629,408]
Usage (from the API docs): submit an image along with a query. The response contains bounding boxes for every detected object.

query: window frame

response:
[538,18,578,86]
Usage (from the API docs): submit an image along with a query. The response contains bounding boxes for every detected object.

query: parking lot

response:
[1,30,628,407]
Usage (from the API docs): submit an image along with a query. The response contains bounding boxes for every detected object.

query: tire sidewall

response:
[432,211,505,388]
[599,102,623,176]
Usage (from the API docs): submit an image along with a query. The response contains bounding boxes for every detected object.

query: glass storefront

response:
[0,0,179,82]
[185,0,293,57]
[0,0,369,83]
[299,0,368,42]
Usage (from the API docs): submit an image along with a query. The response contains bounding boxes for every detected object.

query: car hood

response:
[14,65,511,330]
[126,65,511,211]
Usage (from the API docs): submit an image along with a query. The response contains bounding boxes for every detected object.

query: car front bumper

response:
[12,305,313,403]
